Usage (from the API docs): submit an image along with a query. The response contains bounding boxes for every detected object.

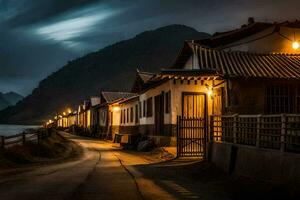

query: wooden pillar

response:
[280,114,286,152]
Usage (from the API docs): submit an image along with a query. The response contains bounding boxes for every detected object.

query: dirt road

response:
[0,133,287,200]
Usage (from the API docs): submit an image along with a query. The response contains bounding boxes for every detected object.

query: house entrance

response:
[177,92,207,158]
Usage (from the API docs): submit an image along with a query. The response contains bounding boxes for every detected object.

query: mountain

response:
[0,24,210,124]
[0,92,23,111]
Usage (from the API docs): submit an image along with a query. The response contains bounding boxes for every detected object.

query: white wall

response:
[109,105,121,126]
[139,81,172,125]
[139,79,225,125]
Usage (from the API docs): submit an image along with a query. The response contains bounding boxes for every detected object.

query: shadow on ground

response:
[133,160,299,200]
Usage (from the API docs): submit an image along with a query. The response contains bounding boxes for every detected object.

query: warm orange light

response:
[63,112,66,116]
[292,41,299,50]
[207,90,213,96]
[112,106,120,112]
[68,108,72,114]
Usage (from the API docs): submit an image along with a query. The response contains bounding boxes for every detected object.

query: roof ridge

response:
[193,43,300,56]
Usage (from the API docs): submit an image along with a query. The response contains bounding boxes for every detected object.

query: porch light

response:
[113,106,120,112]
[205,84,213,97]
[292,41,299,50]
[207,89,213,96]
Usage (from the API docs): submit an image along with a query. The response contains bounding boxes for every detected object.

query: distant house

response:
[98,91,137,140]
[67,111,78,127]
[77,100,91,133]
[77,104,84,127]
[89,97,101,135]
[117,95,140,143]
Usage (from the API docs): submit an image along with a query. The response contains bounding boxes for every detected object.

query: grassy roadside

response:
[0,130,83,170]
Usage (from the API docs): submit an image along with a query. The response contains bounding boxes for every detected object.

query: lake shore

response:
[0,124,41,137]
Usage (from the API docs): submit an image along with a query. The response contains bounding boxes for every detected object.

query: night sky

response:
[1,0,300,96]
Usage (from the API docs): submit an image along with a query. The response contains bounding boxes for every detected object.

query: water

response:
[0,124,40,136]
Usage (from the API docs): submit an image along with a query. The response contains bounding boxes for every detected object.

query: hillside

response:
[0,25,210,124]
[0,92,23,111]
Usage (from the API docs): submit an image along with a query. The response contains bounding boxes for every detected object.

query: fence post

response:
[256,115,261,148]
[233,114,238,144]
[22,132,26,145]
[280,114,286,152]
[1,136,4,149]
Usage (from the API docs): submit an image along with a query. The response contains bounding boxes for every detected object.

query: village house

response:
[89,97,101,135]
[117,95,140,144]
[131,69,216,146]
[98,91,137,140]
[131,20,300,157]
[67,111,77,127]
[76,100,91,133]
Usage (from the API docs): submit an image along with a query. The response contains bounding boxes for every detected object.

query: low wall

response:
[210,142,300,185]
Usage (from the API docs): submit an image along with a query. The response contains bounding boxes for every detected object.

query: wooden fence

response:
[210,114,300,153]
[0,129,52,149]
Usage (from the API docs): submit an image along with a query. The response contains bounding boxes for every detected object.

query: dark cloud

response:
[0,0,300,95]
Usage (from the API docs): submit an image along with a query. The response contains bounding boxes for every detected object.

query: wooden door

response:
[177,92,207,157]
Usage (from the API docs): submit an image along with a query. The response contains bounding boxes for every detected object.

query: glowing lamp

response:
[68,108,72,114]
[63,112,66,116]
[207,90,213,96]
[112,106,120,112]
[292,41,299,50]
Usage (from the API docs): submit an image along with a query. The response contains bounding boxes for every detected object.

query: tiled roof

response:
[190,45,300,79]
[101,92,137,103]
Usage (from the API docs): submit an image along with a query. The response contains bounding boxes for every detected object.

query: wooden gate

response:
[177,93,207,158]
[177,116,207,157]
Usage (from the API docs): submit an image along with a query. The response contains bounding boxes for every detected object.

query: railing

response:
[210,114,300,153]
[0,129,52,149]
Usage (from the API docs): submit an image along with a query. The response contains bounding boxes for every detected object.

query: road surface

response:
[0,132,270,200]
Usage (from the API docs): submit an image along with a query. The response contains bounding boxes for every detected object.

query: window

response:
[143,100,146,117]
[127,108,129,123]
[135,105,139,123]
[130,107,134,122]
[146,97,153,117]
[266,86,293,114]
[165,91,171,113]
